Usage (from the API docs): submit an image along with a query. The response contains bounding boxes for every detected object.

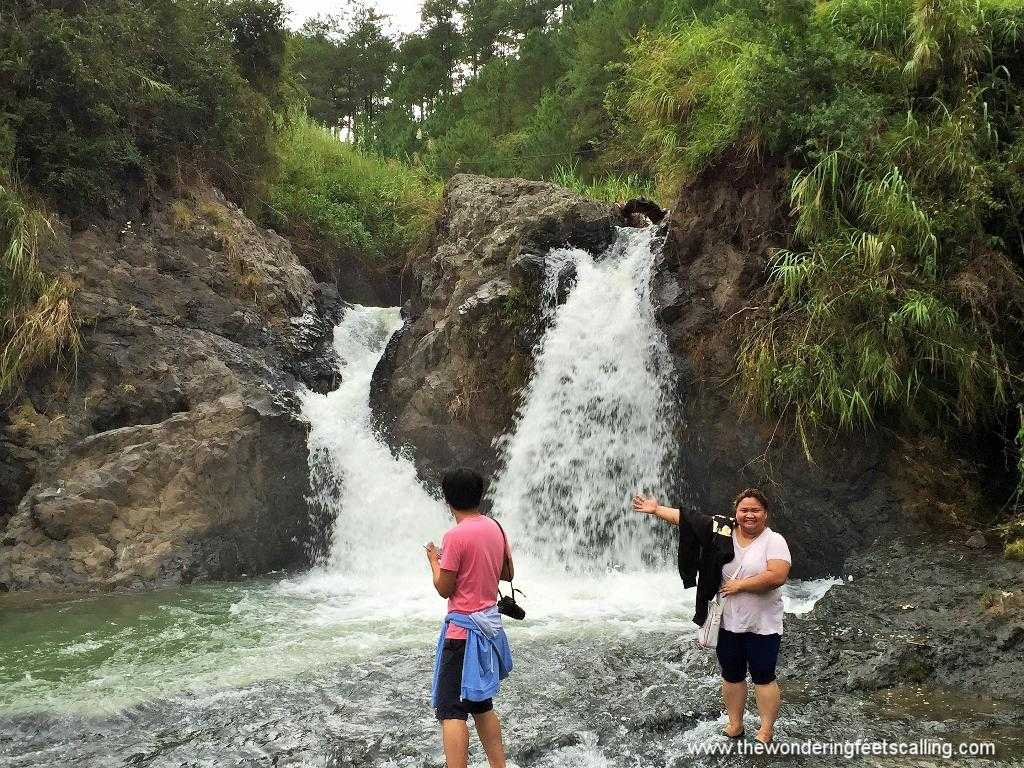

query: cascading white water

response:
[490,226,678,569]
[291,228,694,622]
[0,230,842,719]
[298,306,449,584]
[291,227,838,628]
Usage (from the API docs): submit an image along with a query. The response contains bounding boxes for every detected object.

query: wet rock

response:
[797,537,1024,702]
[847,642,936,691]
[995,622,1024,651]
[0,187,340,591]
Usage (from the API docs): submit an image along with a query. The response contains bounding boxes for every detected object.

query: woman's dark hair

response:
[441,467,485,511]
[732,487,770,514]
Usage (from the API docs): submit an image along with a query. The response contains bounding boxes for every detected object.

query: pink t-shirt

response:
[439,515,508,639]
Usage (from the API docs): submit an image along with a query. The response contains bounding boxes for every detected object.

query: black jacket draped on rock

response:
[677,507,736,626]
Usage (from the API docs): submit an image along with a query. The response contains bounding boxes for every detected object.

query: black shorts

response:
[715,628,781,684]
[435,639,494,721]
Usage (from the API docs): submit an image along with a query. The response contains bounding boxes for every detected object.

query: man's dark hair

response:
[732,487,770,514]
[441,467,485,511]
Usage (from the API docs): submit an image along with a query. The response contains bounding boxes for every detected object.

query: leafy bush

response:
[736,0,1024,458]
[267,111,440,276]
[0,0,285,215]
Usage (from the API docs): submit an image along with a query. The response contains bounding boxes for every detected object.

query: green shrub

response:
[0,0,284,215]
[736,0,1024,458]
[267,111,440,275]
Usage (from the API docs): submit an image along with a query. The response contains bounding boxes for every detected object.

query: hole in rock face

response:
[89,388,189,434]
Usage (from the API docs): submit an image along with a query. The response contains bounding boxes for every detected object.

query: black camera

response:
[497,588,526,621]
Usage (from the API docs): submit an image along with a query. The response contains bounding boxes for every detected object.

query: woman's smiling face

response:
[734,496,768,536]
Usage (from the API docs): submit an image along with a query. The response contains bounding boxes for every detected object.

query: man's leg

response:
[471,710,507,768]
[441,719,470,768]
[436,640,472,767]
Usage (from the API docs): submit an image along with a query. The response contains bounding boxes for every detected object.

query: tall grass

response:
[609,14,778,196]
[0,180,80,395]
[267,111,440,277]
[551,162,658,204]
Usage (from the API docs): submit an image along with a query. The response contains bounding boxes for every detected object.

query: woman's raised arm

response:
[631,494,680,525]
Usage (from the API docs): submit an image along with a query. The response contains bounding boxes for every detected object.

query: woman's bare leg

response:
[753,681,780,742]
[472,710,507,768]
[722,680,747,736]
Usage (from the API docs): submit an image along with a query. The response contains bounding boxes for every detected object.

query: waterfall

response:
[299,307,448,583]
[490,226,678,570]
[294,226,689,622]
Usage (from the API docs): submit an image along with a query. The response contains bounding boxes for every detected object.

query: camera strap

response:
[492,518,523,603]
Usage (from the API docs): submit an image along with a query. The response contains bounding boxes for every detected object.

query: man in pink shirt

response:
[425,468,514,768]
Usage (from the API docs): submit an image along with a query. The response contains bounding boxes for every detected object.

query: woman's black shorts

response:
[715,628,781,684]
[435,639,494,721]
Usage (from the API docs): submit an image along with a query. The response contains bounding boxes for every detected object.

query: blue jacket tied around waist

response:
[431,606,513,706]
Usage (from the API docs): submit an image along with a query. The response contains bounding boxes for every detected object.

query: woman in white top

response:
[632,488,791,744]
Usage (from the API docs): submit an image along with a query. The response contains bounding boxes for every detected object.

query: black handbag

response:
[493,519,526,620]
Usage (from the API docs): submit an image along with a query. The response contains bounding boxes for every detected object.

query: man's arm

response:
[720,560,791,596]
[425,542,458,598]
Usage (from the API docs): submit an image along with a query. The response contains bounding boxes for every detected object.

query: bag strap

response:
[725,539,755,583]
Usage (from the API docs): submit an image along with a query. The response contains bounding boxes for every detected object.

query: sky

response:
[286,1,423,34]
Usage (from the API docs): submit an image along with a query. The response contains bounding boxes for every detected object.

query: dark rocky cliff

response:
[650,157,905,576]
[0,187,343,590]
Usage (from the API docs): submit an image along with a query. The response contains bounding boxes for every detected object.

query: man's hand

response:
[425,542,440,566]
[720,578,747,597]
[632,494,659,514]
[426,542,456,598]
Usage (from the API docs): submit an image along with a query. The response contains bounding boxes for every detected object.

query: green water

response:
[0,578,439,716]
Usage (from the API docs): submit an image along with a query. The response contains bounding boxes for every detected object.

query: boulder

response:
[0,187,344,591]
[1,395,312,589]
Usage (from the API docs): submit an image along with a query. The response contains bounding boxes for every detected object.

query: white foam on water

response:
[0,229,843,717]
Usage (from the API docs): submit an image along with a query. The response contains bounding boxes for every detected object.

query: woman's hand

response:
[632,494,659,514]
[719,579,747,597]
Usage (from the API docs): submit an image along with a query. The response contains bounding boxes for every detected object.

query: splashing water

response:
[491,226,677,569]
[289,291,691,627]
[300,306,448,579]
